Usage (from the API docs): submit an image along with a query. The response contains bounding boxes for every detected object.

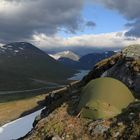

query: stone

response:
[52,135,62,140]
[114,132,120,138]
[122,45,140,60]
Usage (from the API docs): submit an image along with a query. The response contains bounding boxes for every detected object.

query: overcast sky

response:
[0,0,140,49]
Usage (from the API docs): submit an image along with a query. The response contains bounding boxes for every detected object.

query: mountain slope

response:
[0,42,75,90]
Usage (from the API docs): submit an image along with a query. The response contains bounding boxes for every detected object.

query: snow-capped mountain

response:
[58,51,116,70]
[49,51,80,61]
[0,42,75,90]
[0,42,45,56]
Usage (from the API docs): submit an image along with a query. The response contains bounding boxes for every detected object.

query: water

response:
[69,70,89,81]
[0,108,44,140]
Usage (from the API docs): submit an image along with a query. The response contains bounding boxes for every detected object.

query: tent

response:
[77,77,135,119]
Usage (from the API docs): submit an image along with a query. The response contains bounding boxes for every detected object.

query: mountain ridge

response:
[58,51,116,70]
[0,42,75,90]
[49,50,80,61]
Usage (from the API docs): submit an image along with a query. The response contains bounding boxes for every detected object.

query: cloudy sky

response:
[0,0,140,50]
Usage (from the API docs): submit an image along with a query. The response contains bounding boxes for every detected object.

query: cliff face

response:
[21,45,140,140]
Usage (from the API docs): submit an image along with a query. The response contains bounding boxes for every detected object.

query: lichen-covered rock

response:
[122,44,140,60]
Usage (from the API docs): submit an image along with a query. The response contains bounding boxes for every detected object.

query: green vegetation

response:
[45,120,64,136]
[0,93,47,125]
[0,91,45,103]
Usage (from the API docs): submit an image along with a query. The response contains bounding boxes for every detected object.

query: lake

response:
[69,70,89,81]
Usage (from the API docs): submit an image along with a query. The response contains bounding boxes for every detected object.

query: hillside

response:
[0,42,75,90]
[21,45,140,140]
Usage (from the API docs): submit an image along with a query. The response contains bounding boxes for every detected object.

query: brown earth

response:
[0,94,47,126]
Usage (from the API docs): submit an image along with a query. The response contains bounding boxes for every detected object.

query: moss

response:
[45,120,64,136]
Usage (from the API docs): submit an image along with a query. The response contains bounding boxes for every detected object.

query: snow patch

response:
[19,47,24,50]
[49,54,60,60]
[7,45,13,48]
[14,50,19,53]
[0,108,44,140]
[0,46,7,50]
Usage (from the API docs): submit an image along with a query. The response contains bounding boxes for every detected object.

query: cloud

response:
[0,43,4,47]
[93,0,140,37]
[32,31,140,49]
[86,21,96,28]
[125,20,140,37]
[0,0,83,41]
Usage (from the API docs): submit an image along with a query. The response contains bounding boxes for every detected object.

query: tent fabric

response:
[77,77,135,119]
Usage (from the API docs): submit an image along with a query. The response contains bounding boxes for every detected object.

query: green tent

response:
[77,77,135,119]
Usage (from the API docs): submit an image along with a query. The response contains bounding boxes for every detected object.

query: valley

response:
[0,1,140,139]
[0,69,84,127]
[0,94,46,126]
[0,42,75,91]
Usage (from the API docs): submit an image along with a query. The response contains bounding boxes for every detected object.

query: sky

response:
[0,0,140,50]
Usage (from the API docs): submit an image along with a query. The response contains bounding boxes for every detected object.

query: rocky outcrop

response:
[82,53,122,84]
[20,45,140,140]
[21,91,140,140]
[87,100,140,140]
[82,45,140,98]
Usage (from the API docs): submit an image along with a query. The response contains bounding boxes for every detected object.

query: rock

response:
[88,120,110,137]
[117,122,123,126]
[52,135,62,140]
[122,44,140,60]
[81,53,122,85]
[82,45,140,98]
[128,112,135,120]
[94,125,109,134]
[33,115,41,127]
[133,76,140,92]
[114,132,120,138]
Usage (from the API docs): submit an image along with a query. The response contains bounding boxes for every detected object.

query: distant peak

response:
[49,50,80,61]
[0,42,45,56]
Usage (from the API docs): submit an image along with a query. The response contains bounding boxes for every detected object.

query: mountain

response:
[21,45,140,140]
[44,46,121,56]
[49,51,80,61]
[0,42,75,90]
[58,51,116,70]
